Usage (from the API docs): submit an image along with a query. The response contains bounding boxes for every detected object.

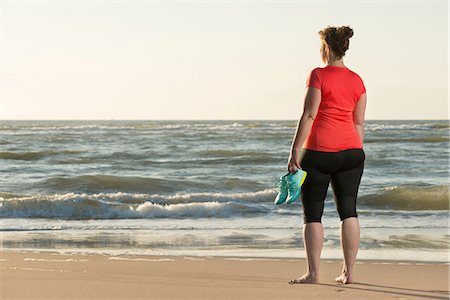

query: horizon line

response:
[1,118,449,121]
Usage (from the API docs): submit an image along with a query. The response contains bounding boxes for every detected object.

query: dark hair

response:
[318,25,354,59]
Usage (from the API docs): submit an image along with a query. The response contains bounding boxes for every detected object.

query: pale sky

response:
[1,0,448,120]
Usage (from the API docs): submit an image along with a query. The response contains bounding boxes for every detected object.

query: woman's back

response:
[304,65,366,152]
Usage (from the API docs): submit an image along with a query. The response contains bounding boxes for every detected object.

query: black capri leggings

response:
[299,148,365,224]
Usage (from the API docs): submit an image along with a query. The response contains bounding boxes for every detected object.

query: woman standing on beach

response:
[287,25,367,285]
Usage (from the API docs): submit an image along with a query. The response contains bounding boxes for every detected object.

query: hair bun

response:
[339,26,354,40]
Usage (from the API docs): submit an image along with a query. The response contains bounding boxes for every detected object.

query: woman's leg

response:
[303,222,323,278]
[336,216,360,284]
[289,222,323,284]
[331,149,365,284]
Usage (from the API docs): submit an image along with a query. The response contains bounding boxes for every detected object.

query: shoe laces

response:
[287,180,299,193]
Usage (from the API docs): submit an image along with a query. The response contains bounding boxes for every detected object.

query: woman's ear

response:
[321,43,329,64]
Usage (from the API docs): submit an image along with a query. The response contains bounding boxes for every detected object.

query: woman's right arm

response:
[353,92,367,145]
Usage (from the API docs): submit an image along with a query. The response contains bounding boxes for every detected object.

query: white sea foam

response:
[0,195,268,219]
[23,258,89,262]
[1,184,447,220]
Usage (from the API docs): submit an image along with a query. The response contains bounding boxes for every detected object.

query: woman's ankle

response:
[308,270,319,277]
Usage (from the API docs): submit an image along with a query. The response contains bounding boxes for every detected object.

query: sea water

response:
[0,120,449,262]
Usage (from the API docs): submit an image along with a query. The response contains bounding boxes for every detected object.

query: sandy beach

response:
[1,250,448,300]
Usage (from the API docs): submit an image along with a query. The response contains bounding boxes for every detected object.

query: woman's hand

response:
[287,152,301,174]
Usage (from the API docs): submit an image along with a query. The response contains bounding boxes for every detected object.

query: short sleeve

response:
[305,68,321,90]
[360,78,366,96]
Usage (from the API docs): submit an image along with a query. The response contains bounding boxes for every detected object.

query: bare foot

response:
[289,273,319,284]
[335,272,353,284]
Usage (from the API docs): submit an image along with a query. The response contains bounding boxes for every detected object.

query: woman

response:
[287,25,367,285]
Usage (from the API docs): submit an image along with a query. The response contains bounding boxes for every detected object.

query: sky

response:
[1,0,448,120]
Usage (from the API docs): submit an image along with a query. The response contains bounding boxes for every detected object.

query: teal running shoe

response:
[274,172,290,205]
[285,169,308,204]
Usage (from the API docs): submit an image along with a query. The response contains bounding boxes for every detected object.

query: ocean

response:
[0,120,449,262]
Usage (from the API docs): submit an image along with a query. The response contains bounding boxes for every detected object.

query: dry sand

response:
[1,250,449,299]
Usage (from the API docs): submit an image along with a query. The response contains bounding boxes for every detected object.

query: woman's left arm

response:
[287,87,321,173]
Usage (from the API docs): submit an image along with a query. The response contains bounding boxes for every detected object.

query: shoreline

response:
[1,249,449,299]
[1,248,449,265]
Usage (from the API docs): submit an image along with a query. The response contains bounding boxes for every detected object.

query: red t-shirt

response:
[304,65,366,152]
